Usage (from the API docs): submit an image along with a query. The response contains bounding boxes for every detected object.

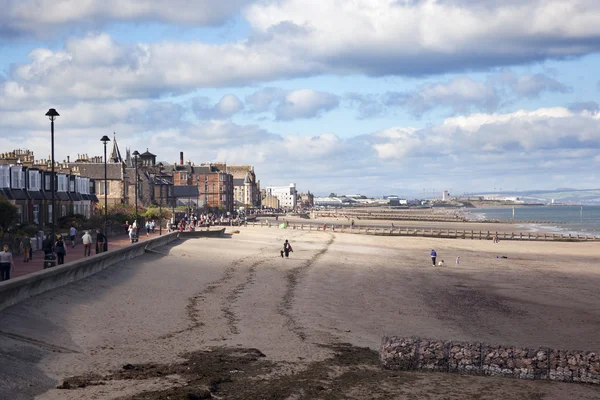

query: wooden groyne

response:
[251,222,600,242]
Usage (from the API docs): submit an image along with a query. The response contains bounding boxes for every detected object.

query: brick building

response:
[171,153,234,213]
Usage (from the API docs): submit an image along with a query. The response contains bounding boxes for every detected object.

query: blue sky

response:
[1,0,600,196]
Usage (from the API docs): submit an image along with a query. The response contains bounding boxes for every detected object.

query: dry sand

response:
[0,226,599,399]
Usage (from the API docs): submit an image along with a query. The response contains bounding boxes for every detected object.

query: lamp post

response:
[45,108,59,251]
[100,136,110,250]
[132,151,140,226]
[157,162,163,235]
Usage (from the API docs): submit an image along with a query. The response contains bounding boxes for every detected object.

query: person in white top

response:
[81,231,93,257]
[69,226,77,248]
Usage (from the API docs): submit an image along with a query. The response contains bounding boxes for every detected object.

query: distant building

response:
[228,165,260,207]
[442,190,450,201]
[314,197,344,207]
[262,194,280,209]
[265,183,297,210]
[297,191,314,208]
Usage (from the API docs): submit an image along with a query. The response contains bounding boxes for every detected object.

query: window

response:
[61,205,67,217]
[219,174,223,181]
[29,170,41,190]
[180,173,187,181]
[33,205,39,224]
[57,175,68,192]
[69,179,75,192]
[11,166,25,188]
[16,205,23,223]
[97,181,111,195]
[0,165,10,188]
[45,174,51,190]
[48,205,53,223]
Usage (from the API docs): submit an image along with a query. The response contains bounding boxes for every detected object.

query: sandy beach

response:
[1,226,599,399]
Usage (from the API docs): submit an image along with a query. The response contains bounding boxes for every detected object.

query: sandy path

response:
[0,227,598,399]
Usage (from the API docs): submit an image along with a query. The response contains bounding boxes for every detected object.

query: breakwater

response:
[380,336,600,385]
[251,222,600,242]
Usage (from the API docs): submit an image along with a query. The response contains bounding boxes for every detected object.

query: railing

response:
[249,222,600,242]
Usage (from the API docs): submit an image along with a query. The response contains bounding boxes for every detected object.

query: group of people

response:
[430,249,460,267]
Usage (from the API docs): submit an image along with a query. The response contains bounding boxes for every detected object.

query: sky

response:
[1,0,600,197]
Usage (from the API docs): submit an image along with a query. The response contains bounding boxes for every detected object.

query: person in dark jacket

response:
[281,239,293,258]
[96,229,106,254]
[55,236,67,265]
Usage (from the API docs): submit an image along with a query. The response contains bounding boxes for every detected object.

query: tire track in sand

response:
[278,233,335,341]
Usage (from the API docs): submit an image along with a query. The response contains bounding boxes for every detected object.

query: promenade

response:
[9,231,163,279]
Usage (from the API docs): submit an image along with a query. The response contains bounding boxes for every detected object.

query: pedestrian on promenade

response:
[431,249,437,266]
[70,226,77,248]
[128,224,135,243]
[82,230,93,257]
[42,235,54,255]
[0,245,15,281]
[55,236,67,265]
[125,220,130,234]
[21,234,32,262]
[96,229,106,254]
[145,221,151,237]
[280,239,293,258]
[151,220,156,233]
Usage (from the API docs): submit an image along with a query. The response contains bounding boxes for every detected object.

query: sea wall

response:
[380,336,600,384]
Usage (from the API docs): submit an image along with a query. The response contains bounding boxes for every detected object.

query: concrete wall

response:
[380,336,600,385]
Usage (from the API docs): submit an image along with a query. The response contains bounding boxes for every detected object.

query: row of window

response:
[0,165,92,193]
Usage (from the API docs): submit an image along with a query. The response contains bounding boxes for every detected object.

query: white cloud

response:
[275,89,340,120]
[194,94,244,120]
[244,88,339,120]
[1,0,250,37]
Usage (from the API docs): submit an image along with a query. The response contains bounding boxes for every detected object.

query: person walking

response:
[151,220,156,233]
[124,220,130,235]
[21,234,32,262]
[128,224,135,243]
[0,245,15,281]
[96,229,106,254]
[69,225,77,248]
[430,249,437,266]
[55,236,67,265]
[281,239,293,258]
[145,221,151,237]
[82,230,93,257]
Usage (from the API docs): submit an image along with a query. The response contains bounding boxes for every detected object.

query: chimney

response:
[67,156,70,163]
[180,152,184,165]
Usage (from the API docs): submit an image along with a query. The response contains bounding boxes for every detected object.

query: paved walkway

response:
[10,231,164,279]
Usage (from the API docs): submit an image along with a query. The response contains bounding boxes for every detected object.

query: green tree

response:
[0,195,19,239]
[143,206,171,221]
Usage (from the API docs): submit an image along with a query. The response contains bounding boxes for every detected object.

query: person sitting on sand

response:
[438,260,445,266]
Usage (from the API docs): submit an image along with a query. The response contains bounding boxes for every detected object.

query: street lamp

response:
[132,150,140,227]
[45,108,59,255]
[157,162,163,235]
[100,135,110,251]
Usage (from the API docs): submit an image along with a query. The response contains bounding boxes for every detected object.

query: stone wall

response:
[380,336,600,385]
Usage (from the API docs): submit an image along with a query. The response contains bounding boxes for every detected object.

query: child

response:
[438,260,445,267]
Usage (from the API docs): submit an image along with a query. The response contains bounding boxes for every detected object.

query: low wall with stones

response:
[380,336,600,385]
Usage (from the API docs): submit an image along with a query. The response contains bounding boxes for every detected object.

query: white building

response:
[442,190,450,201]
[265,183,297,209]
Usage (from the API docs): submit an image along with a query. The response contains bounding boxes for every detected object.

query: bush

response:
[143,206,171,221]
[58,213,87,229]
[0,195,19,239]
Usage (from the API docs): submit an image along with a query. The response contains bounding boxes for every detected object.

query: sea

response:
[466,205,600,237]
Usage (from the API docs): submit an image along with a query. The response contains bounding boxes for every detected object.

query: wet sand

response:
[1,227,599,399]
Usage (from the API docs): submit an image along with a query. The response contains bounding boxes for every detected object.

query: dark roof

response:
[0,188,13,200]
[56,192,70,201]
[90,195,99,202]
[233,179,245,186]
[68,163,123,180]
[9,189,29,200]
[172,185,199,198]
[140,149,155,157]
[70,193,83,201]
[28,191,45,200]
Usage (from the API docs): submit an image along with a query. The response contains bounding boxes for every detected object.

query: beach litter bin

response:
[43,253,56,269]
